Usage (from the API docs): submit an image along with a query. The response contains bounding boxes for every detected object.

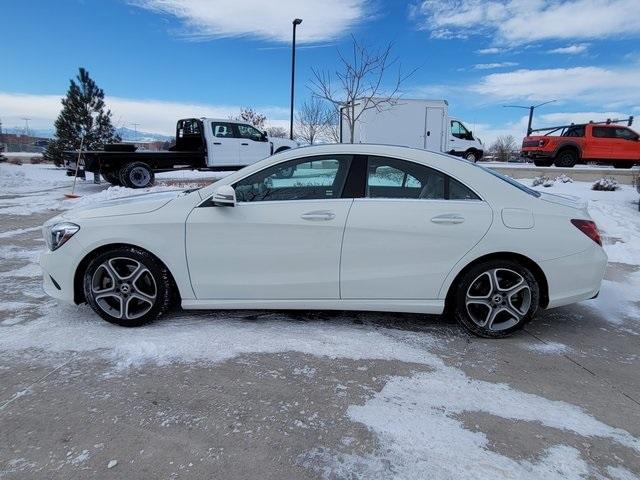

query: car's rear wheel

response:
[83,247,172,327]
[120,162,155,188]
[554,149,578,168]
[454,260,539,338]
[533,159,553,167]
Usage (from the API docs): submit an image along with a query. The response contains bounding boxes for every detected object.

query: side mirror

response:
[262,131,269,141]
[211,185,236,207]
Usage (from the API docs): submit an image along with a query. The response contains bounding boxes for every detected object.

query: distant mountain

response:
[115,127,173,142]
[2,126,173,142]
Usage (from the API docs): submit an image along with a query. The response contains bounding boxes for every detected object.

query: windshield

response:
[474,163,541,198]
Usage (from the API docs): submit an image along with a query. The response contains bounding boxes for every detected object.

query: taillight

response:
[571,219,602,246]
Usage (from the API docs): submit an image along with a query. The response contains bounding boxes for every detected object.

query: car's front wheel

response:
[83,247,173,327]
[453,260,539,338]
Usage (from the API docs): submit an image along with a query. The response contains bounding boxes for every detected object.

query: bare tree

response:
[295,97,332,145]
[489,135,517,162]
[234,107,267,130]
[310,36,415,143]
[266,126,288,138]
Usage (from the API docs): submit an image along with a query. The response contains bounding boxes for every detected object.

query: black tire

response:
[533,159,553,167]
[102,170,122,186]
[463,150,479,162]
[453,260,540,338]
[83,246,173,327]
[554,149,578,168]
[120,161,155,188]
[613,161,634,169]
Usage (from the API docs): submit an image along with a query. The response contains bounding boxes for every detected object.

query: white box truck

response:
[340,99,484,161]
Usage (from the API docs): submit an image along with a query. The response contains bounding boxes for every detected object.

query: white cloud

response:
[0,92,289,135]
[476,47,502,54]
[472,62,518,70]
[549,43,589,54]
[130,0,368,43]
[414,0,640,46]
[471,65,640,106]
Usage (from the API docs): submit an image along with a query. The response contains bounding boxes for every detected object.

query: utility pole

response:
[503,100,556,136]
[130,123,140,141]
[290,18,303,140]
[21,118,32,137]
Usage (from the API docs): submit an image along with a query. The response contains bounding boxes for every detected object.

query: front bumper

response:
[541,244,608,309]
[39,236,86,304]
[521,150,553,159]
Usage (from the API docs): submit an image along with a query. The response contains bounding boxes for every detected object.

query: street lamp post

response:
[290,18,302,140]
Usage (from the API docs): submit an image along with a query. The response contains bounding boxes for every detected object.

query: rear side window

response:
[366,156,479,200]
[592,127,616,138]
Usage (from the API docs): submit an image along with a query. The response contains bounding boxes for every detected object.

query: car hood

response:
[62,189,183,220]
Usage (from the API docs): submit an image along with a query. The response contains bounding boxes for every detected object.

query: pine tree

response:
[45,68,120,166]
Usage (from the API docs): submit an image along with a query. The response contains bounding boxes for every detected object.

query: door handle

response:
[213,142,222,145]
[301,210,336,221]
[431,214,465,224]
[241,143,249,146]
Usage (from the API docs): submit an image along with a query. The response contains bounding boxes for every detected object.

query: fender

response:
[552,140,582,158]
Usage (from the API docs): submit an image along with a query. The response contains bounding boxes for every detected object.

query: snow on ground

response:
[1,163,640,479]
[0,163,230,216]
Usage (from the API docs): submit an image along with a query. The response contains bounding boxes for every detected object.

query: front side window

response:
[212,122,235,138]
[451,120,471,140]
[366,156,479,200]
[234,155,352,202]
[237,124,264,141]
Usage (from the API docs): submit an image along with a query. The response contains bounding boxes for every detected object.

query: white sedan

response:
[40,144,607,338]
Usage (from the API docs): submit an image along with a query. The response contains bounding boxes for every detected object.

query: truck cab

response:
[448,118,484,162]
[201,118,298,167]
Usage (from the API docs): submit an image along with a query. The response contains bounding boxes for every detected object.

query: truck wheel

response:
[613,162,634,169]
[533,159,553,167]
[554,150,577,168]
[121,162,155,188]
[102,171,122,186]
[463,150,479,162]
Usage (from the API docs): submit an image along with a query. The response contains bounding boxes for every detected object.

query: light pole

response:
[290,18,302,140]
[504,100,556,136]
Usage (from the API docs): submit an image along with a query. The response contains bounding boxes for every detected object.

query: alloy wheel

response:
[465,268,532,331]
[91,257,157,320]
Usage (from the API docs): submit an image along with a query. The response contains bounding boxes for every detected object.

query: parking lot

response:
[1,165,639,479]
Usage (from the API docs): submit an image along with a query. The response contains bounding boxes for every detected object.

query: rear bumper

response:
[541,245,607,309]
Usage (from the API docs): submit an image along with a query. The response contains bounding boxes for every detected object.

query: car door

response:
[340,155,493,300]
[586,126,615,159]
[236,123,271,166]
[185,155,354,299]
[609,127,639,160]
[210,122,241,165]
[449,119,471,154]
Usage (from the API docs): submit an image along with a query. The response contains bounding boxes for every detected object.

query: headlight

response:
[44,222,80,251]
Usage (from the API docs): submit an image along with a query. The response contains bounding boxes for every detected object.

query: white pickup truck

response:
[64,118,299,188]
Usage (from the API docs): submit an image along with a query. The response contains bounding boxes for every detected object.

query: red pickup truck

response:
[521,122,640,168]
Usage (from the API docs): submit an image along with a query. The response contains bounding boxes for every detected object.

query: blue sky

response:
[2,0,640,143]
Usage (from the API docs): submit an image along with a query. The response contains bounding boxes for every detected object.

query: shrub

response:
[555,174,573,183]
[592,177,619,191]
